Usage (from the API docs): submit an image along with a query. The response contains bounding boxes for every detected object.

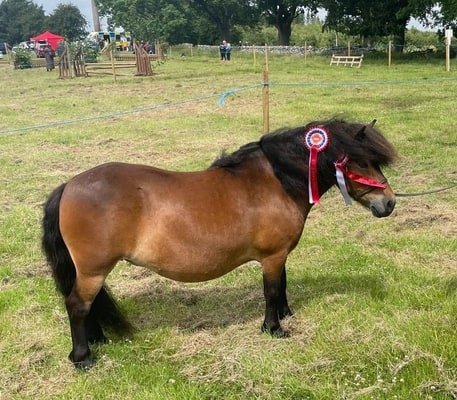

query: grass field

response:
[0,50,456,399]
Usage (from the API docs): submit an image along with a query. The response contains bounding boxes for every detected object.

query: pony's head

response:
[316,119,397,217]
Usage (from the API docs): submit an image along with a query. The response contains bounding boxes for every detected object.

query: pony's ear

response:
[369,119,377,127]
[354,126,366,141]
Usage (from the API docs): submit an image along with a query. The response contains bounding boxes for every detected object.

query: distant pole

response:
[445,28,453,72]
[347,40,350,56]
[388,40,392,67]
[91,0,100,32]
[304,41,307,64]
[110,45,116,82]
[262,44,269,135]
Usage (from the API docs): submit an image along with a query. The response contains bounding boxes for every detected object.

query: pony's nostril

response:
[386,199,395,212]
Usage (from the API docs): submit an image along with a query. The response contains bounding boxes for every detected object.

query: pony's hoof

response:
[88,334,108,345]
[69,351,95,370]
[279,307,293,320]
[261,324,289,338]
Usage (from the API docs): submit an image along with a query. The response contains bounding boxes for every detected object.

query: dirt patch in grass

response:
[395,199,457,236]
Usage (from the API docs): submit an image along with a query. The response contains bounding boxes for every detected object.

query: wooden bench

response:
[330,54,363,68]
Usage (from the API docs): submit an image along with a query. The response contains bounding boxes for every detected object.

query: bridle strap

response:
[335,165,352,205]
[335,155,388,204]
[351,179,388,200]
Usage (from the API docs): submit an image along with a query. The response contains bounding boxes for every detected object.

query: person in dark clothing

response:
[44,46,55,71]
[219,40,226,61]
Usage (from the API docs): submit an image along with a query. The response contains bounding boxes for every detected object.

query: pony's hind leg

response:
[86,316,108,344]
[65,274,106,369]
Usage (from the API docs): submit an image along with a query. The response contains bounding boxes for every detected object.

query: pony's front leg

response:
[278,267,293,320]
[261,256,289,337]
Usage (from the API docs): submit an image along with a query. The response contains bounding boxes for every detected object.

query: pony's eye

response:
[357,161,369,169]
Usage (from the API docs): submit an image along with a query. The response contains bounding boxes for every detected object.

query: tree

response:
[0,0,46,44]
[321,0,415,50]
[97,0,203,43]
[413,0,457,30]
[188,0,259,42]
[255,0,318,45]
[438,0,457,26]
[48,3,87,42]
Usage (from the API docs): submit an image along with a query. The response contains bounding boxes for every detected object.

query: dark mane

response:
[209,141,261,171]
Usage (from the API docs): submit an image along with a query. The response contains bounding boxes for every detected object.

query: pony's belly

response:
[127,251,252,283]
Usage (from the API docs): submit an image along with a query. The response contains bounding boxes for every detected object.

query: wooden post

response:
[445,29,453,72]
[347,40,350,57]
[110,45,117,81]
[262,44,269,135]
[253,45,256,68]
[388,40,392,67]
[155,41,161,60]
[304,41,307,64]
[68,42,74,78]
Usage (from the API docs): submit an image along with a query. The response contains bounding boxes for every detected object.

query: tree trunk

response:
[277,20,292,45]
[392,19,408,53]
[219,28,231,42]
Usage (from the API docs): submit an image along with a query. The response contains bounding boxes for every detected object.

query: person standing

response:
[44,45,55,71]
[219,40,226,61]
[225,41,232,61]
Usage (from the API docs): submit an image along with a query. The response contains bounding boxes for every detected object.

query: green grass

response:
[0,51,456,399]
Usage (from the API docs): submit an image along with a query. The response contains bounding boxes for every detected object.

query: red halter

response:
[334,155,387,205]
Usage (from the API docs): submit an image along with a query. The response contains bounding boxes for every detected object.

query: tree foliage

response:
[97,0,203,43]
[47,4,87,42]
[416,0,457,31]
[0,1,87,44]
[321,0,413,47]
[255,0,318,45]
[0,0,46,44]
[0,0,455,48]
[188,0,259,42]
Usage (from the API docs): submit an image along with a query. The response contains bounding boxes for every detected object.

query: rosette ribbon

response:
[304,126,330,204]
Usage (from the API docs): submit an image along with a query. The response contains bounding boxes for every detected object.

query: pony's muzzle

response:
[369,196,396,218]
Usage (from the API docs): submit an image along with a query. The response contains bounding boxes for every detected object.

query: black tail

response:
[42,183,133,336]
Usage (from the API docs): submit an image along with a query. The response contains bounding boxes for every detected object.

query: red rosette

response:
[303,126,330,204]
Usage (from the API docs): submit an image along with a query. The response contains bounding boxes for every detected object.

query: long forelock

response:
[318,120,397,167]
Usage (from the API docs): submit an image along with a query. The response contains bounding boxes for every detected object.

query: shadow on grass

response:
[118,270,388,334]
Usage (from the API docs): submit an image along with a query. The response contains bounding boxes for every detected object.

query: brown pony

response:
[42,119,397,368]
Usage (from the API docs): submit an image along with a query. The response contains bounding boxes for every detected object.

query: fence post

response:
[304,41,307,64]
[445,28,453,72]
[262,44,269,135]
[388,40,392,67]
[252,45,256,68]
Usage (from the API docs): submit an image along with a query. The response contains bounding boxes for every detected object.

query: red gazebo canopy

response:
[30,31,64,50]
